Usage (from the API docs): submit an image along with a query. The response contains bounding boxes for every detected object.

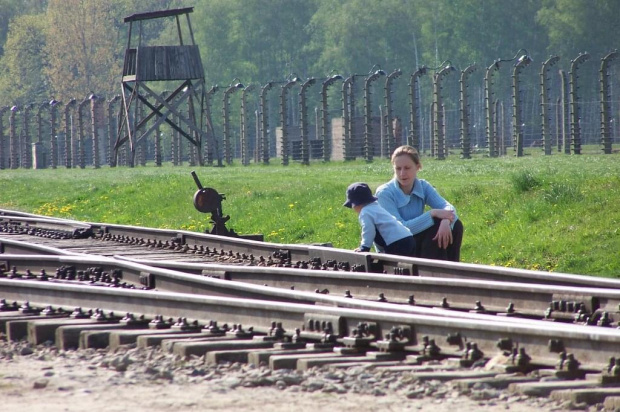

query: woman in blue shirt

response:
[375,145,463,261]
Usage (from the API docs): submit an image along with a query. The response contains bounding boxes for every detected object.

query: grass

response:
[1,149,619,278]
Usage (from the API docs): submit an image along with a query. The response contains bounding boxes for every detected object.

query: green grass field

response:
[1,151,619,277]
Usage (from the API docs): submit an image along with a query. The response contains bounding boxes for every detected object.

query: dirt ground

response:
[0,346,573,412]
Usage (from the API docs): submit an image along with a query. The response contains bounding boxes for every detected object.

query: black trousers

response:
[414,218,463,262]
[384,235,416,257]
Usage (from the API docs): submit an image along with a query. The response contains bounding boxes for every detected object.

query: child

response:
[343,182,415,256]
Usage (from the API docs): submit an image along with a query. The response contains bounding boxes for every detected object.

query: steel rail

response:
[0,253,600,330]
[3,220,620,323]
[1,277,619,369]
[0,254,537,329]
[3,253,620,330]
[114,256,620,320]
[0,238,83,256]
[0,216,93,238]
[3,209,620,291]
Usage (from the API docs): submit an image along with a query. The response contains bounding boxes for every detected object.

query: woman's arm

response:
[376,189,434,235]
[424,181,458,219]
[430,209,455,221]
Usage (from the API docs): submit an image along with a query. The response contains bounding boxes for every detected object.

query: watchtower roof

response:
[124,7,194,23]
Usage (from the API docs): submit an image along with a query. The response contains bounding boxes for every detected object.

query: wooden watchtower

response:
[113,7,209,166]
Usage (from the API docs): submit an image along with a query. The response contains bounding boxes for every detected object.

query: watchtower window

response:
[121,7,202,82]
[122,45,204,82]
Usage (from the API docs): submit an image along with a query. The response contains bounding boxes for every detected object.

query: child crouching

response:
[343,182,415,257]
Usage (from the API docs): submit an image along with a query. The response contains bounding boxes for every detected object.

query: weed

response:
[510,171,542,193]
[542,183,582,204]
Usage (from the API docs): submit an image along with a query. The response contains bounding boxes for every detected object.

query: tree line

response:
[1,0,620,161]
[1,0,619,104]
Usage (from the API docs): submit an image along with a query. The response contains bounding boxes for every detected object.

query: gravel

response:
[0,340,579,412]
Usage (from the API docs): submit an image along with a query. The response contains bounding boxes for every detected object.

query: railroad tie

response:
[2,312,67,341]
[27,317,103,346]
[108,328,196,350]
[172,338,276,359]
[247,345,331,367]
[509,379,600,397]
[270,351,348,371]
[453,374,539,390]
[551,388,620,407]
[57,323,128,350]
[137,332,212,349]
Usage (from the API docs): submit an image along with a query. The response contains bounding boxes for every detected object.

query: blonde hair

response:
[391,145,421,168]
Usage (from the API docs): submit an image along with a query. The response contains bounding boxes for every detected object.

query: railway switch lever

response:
[190,171,263,241]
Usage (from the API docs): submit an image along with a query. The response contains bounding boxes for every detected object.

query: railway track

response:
[2,208,620,408]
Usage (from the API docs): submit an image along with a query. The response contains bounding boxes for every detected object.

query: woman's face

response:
[392,154,420,189]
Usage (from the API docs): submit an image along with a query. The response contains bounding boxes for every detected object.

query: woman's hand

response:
[432,219,453,249]
[431,209,455,222]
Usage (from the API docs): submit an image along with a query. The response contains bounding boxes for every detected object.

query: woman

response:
[375,145,463,261]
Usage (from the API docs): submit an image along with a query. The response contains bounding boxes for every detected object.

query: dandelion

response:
[60,203,74,214]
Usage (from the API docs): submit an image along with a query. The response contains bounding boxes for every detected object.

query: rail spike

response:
[556,352,586,379]
[341,322,377,349]
[375,326,412,353]
[459,342,484,367]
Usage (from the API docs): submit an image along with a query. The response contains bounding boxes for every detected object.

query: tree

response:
[0,0,47,56]
[414,0,545,69]
[45,0,122,100]
[192,0,319,86]
[538,0,620,58]
[309,0,421,75]
[0,14,50,105]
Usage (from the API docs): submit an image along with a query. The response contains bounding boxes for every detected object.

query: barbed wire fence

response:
[1,53,618,169]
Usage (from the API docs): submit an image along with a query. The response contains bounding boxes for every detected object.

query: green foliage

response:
[45,0,125,100]
[542,182,582,205]
[0,0,46,55]
[1,154,620,278]
[0,0,618,105]
[0,14,49,105]
[510,171,542,193]
[537,0,620,58]
[193,0,319,86]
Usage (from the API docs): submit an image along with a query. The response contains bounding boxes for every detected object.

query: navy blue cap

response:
[343,182,377,208]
